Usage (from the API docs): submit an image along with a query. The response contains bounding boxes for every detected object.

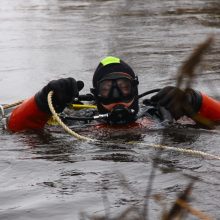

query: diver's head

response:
[91,56,139,124]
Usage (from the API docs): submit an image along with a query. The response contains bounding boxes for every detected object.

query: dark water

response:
[1,0,220,219]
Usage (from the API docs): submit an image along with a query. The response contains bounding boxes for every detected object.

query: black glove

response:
[35,78,84,113]
[150,86,202,120]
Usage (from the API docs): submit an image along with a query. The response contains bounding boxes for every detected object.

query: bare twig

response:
[163,182,194,220]
[175,199,214,220]
[177,36,214,89]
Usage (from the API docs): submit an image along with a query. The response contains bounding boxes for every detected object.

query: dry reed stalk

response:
[176,36,215,128]
[175,199,214,220]
[85,36,216,220]
[162,182,193,220]
[176,36,214,89]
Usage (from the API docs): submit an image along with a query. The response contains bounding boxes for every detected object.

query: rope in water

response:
[47,91,94,141]
[47,91,220,160]
[136,143,220,160]
[3,100,24,110]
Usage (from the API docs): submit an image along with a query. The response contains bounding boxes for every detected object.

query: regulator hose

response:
[138,89,161,99]
[64,89,161,122]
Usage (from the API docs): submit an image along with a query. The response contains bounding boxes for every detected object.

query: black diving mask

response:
[95,73,138,105]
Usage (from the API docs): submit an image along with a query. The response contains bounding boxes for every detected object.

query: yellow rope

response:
[3,100,24,109]
[47,91,220,160]
[2,92,219,160]
[135,143,220,160]
[47,91,94,142]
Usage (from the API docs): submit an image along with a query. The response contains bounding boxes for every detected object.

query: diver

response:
[4,56,220,132]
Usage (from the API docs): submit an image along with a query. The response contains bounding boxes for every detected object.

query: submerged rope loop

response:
[47,91,220,160]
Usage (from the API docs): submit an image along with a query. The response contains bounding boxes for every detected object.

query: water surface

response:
[0,0,220,219]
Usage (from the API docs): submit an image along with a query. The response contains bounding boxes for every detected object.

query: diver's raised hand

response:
[35,78,84,113]
[150,86,202,120]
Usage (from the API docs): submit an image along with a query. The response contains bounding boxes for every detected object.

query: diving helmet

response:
[91,56,139,124]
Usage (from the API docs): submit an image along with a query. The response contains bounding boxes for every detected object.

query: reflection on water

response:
[1,0,220,219]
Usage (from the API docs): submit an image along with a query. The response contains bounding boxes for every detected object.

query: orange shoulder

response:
[8,96,50,132]
[198,93,220,122]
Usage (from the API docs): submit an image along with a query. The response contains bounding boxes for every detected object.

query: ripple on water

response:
[1,0,220,219]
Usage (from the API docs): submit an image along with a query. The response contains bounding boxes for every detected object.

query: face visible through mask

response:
[97,73,135,111]
[99,78,132,99]
[92,57,139,123]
